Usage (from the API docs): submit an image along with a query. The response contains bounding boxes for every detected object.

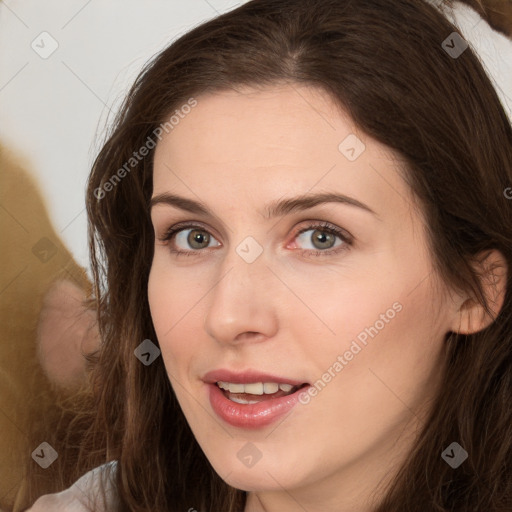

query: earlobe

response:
[453,249,508,335]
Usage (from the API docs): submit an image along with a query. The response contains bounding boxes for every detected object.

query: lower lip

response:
[207,383,308,429]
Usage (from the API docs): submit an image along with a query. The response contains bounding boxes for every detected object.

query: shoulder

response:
[26,461,118,512]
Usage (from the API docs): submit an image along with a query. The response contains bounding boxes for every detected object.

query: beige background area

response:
[0,143,92,510]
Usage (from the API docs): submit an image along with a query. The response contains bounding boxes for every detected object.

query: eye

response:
[291,221,352,256]
[175,228,217,250]
[158,224,221,256]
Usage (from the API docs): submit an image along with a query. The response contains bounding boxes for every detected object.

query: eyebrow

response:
[149,192,379,219]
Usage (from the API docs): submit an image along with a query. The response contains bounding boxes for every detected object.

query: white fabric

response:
[428,0,512,122]
[26,461,118,512]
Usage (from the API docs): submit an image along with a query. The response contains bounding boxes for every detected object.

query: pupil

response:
[189,230,209,248]
[313,230,334,249]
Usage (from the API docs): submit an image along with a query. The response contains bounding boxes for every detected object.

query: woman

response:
[27,0,512,510]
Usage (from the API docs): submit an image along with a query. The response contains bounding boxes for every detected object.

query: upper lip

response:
[203,369,309,386]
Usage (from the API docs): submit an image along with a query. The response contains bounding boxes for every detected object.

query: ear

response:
[451,249,508,335]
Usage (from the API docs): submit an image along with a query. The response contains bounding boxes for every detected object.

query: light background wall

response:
[0,0,248,272]
[0,0,511,273]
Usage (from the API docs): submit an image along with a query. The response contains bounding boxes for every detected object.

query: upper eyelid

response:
[160,220,222,240]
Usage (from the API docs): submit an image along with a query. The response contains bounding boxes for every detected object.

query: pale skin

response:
[37,279,99,390]
[148,84,507,512]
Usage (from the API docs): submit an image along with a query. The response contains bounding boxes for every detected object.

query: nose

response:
[203,244,279,346]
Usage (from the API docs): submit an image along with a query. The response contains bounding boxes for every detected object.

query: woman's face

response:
[148,84,460,509]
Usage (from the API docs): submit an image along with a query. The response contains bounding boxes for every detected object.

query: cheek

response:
[314,280,444,421]
[291,258,445,409]
[287,283,445,474]
[272,263,405,368]
[147,255,217,380]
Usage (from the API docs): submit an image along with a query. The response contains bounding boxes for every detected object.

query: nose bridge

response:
[203,239,278,344]
[215,232,269,298]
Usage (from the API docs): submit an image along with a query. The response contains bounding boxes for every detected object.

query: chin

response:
[210,455,308,493]
[222,472,288,493]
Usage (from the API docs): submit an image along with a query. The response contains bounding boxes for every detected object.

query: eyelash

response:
[157,221,352,258]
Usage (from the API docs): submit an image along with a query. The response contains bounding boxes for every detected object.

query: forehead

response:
[152,84,413,219]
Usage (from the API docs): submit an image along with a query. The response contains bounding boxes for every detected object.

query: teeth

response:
[217,381,297,395]
[263,383,279,394]
[224,382,245,393]
[229,396,260,405]
[244,382,264,394]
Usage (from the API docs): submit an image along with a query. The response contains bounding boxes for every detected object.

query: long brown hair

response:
[28,0,512,510]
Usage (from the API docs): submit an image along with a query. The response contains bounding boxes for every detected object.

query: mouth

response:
[216,381,309,404]
[204,370,311,429]
[202,369,311,428]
